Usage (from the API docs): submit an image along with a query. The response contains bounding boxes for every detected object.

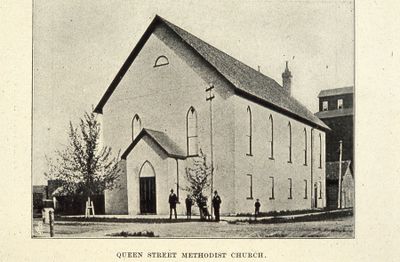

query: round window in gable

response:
[154,55,169,67]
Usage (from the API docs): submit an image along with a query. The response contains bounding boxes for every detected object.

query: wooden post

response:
[85,196,95,218]
[338,140,343,209]
[49,210,54,237]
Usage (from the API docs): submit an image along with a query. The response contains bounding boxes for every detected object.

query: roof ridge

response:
[143,128,164,134]
[158,16,282,88]
[318,86,354,97]
[95,15,329,130]
[122,127,185,160]
[320,86,354,91]
[158,17,328,130]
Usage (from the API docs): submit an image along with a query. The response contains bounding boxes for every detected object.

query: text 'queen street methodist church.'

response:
[94,15,329,215]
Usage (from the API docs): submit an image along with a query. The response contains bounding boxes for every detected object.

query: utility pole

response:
[206,84,215,217]
[338,140,343,209]
[310,128,314,209]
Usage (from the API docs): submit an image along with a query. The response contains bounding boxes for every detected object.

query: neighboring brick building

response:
[315,86,354,165]
[94,15,329,215]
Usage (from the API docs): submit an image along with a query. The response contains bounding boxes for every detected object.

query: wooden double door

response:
[139,177,156,214]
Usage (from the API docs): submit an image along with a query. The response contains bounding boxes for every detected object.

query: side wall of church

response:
[233,96,326,214]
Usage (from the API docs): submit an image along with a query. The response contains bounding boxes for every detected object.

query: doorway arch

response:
[138,161,156,214]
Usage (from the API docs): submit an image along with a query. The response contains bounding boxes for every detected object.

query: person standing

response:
[254,199,261,220]
[185,194,193,220]
[212,190,222,222]
[168,189,178,219]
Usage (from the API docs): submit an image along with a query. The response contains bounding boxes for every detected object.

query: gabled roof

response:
[121,128,186,160]
[318,86,354,98]
[315,107,354,119]
[94,15,329,131]
[326,160,352,180]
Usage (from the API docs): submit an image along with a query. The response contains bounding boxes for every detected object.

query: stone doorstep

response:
[60,208,352,222]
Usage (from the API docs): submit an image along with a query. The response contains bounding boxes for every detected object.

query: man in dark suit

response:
[254,199,261,220]
[185,194,193,220]
[168,189,178,219]
[212,190,222,222]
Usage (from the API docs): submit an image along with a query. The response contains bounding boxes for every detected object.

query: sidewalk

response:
[61,208,352,223]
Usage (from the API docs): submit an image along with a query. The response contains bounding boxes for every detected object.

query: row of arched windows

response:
[130,105,322,168]
[246,106,322,167]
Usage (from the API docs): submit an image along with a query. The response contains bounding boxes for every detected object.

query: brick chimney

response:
[282,61,292,95]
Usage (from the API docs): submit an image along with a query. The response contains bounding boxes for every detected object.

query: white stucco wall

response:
[101,23,325,215]
[104,160,128,214]
[102,24,236,215]
[233,96,326,213]
[126,137,169,215]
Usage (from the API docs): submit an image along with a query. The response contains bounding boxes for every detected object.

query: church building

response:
[94,15,329,215]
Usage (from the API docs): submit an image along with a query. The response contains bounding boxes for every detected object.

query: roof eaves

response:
[121,128,186,160]
[235,88,331,131]
[315,108,354,119]
[318,86,354,98]
[160,16,329,131]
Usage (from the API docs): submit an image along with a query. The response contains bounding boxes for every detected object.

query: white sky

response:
[33,0,354,185]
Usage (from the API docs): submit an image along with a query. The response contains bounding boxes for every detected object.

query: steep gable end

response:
[95,15,329,131]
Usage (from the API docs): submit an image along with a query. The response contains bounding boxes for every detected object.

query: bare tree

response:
[184,149,212,220]
[45,110,121,215]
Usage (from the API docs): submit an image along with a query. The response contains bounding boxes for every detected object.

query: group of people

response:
[168,189,222,221]
[169,189,263,221]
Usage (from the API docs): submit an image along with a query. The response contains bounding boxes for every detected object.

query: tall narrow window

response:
[304,128,308,165]
[322,101,328,111]
[247,174,253,199]
[186,107,198,156]
[246,106,253,156]
[288,178,293,199]
[268,114,274,159]
[337,99,343,109]
[132,114,142,141]
[319,133,322,168]
[304,180,308,199]
[269,176,275,200]
[319,181,322,199]
[288,122,292,163]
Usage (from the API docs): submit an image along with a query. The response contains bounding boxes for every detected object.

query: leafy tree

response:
[184,149,212,219]
[45,110,121,215]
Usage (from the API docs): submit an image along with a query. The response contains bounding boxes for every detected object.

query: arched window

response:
[186,107,198,156]
[246,106,253,156]
[132,114,142,141]
[288,122,292,163]
[154,55,169,67]
[319,133,322,168]
[304,128,308,165]
[268,114,274,159]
